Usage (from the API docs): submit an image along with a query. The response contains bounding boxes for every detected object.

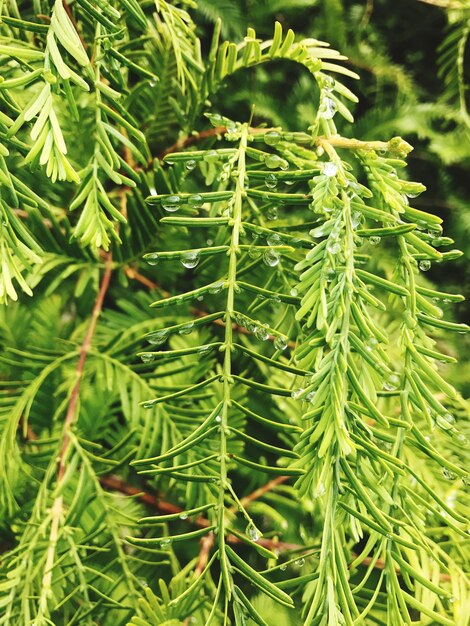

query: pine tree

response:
[0,2,469,625]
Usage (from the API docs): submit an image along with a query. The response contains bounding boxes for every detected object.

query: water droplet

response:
[306,391,316,403]
[255,326,270,341]
[369,236,381,246]
[246,523,260,542]
[383,373,400,391]
[188,194,203,208]
[263,249,280,267]
[159,538,172,548]
[140,352,155,363]
[204,149,219,163]
[290,288,298,296]
[280,563,288,571]
[181,251,200,269]
[436,413,455,431]
[323,162,338,177]
[452,431,467,445]
[323,74,335,92]
[419,259,431,271]
[265,154,288,170]
[179,322,194,335]
[215,415,222,423]
[319,97,337,120]
[314,482,326,498]
[162,195,181,212]
[264,130,281,146]
[274,336,288,351]
[295,557,305,567]
[351,211,363,229]
[284,179,294,186]
[326,239,341,255]
[247,320,258,334]
[146,253,160,265]
[148,329,169,345]
[291,388,304,400]
[248,245,262,259]
[267,233,282,247]
[185,159,197,171]
[264,173,278,189]
[179,512,189,520]
[266,207,278,221]
[209,113,223,125]
[324,268,336,282]
[365,337,378,352]
[209,281,224,294]
[442,468,457,481]
[143,400,156,409]
[225,120,238,135]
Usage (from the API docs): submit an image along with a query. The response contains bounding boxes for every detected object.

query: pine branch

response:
[36,254,113,618]
[1,8,468,625]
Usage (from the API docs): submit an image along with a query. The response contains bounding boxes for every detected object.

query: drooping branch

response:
[37,255,113,616]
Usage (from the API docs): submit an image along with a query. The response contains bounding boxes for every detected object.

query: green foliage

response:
[0,2,469,626]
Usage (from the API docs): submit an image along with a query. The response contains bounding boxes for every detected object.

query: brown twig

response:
[239,475,290,507]
[122,267,249,333]
[100,474,299,552]
[193,531,215,578]
[124,269,296,349]
[98,474,456,583]
[38,256,113,604]
[58,254,113,479]
[158,126,228,160]
[99,475,209,521]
